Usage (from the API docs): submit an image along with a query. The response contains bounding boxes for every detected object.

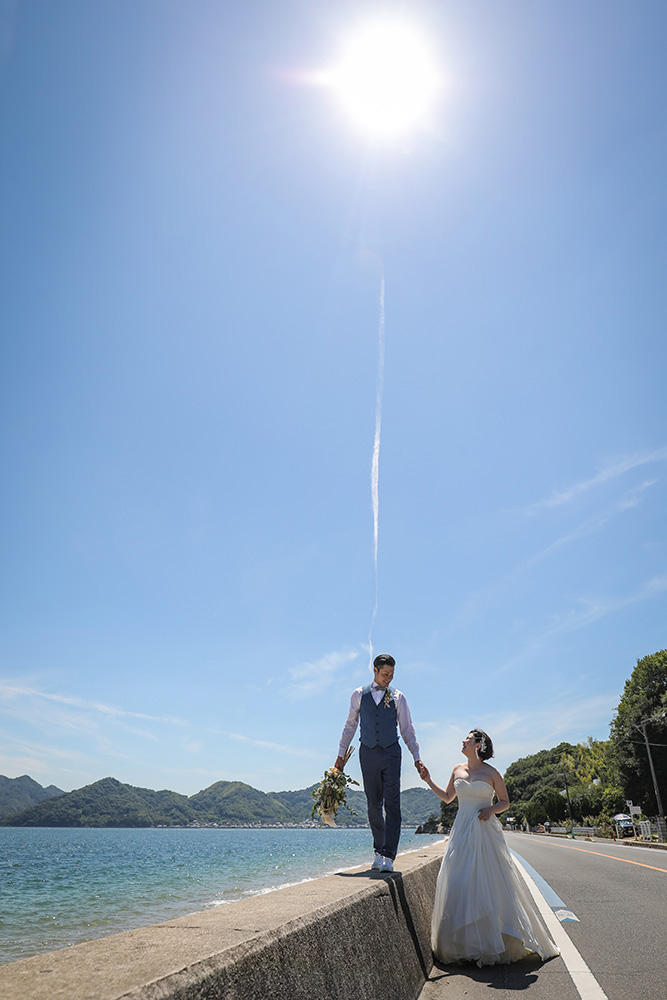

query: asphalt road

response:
[419,833,667,1000]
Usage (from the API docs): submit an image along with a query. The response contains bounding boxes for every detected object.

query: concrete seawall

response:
[1,841,445,1000]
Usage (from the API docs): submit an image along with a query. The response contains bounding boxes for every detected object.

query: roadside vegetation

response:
[437,649,666,837]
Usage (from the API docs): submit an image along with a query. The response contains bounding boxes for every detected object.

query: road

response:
[419,833,667,1000]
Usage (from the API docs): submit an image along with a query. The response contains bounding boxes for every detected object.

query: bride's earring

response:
[475,745,480,760]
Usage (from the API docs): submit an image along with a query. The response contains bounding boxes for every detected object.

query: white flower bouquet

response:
[311,747,359,827]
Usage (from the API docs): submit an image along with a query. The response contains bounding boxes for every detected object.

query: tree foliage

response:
[523,787,568,827]
[438,799,459,831]
[502,739,623,826]
[609,649,667,815]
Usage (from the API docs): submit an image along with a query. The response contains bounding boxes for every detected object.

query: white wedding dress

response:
[431,778,560,967]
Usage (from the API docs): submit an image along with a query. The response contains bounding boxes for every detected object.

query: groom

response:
[334,653,425,873]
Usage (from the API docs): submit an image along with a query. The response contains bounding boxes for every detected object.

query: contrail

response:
[368,272,385,666]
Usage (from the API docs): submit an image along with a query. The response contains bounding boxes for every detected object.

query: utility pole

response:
[562,772,575,839]
[634,713,666,842]
[554,771,576,839]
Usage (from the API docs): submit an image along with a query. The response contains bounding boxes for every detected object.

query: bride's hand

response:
[478,807,494,822]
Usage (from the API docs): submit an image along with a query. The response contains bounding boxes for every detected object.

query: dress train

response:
[431,779,560,967]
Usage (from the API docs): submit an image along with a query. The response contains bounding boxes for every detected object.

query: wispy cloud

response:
[415,692,619,786]
[0,728,144,788]
[0,682,186,724]
[537,575,667,641]
[0,731,83,783]
[519,480,657,570]
[489,574,667,678]
[0,681,187,739]
[452,482,658,632]
[214,730,315,757]
[521,447,667,513]
[285,649,360,700]
[489,695,620,751]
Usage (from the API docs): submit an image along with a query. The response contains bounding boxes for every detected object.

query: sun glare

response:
[327,21,440,138]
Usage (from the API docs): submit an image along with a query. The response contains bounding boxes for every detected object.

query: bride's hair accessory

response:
[472,729,494,760]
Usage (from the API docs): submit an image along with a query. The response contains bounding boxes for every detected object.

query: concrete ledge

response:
[1,841,445,1000]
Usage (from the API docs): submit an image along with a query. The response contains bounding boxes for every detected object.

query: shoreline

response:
[210,835,448,905]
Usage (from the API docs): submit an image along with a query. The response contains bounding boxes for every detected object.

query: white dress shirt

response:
[338,683,421,762]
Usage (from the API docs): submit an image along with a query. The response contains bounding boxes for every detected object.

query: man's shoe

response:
[371,854,384,871]
[381,856,394,872]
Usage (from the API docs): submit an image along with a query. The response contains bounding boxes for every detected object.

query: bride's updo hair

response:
[472,729,494,761]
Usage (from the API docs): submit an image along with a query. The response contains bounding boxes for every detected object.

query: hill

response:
[189,781,294,825]
[0,775,437,829]
[0,777,197,828]
[0,775,64,820]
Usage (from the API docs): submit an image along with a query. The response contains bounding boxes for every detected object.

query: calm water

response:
[0,827,444,965]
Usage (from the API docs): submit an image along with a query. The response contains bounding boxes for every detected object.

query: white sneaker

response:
[381,856,394,872]
[371,854,384,871]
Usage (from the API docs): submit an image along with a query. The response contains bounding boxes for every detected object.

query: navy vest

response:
[360,685,399,748]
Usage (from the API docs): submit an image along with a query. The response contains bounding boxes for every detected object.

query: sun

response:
[326,21,440,138]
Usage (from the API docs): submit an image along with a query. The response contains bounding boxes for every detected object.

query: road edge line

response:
[511,853,609,1000]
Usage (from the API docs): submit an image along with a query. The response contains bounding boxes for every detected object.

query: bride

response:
[419,729,560,967]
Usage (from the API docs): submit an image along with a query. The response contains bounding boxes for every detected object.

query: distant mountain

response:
[0,775,65,820]
[0,775,439,829]
[266,785,438,827]
[0,777,197,828]
[400,786,442,826]
[189,781,294,825]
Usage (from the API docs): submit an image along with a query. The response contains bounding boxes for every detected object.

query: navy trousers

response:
[359,741,402,860]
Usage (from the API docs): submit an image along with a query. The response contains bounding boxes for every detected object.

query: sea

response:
[0,827,445,966]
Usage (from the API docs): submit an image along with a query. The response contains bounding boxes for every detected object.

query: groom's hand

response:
[333,756,345,772]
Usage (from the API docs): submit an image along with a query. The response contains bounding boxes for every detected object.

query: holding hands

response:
[415,760,429,780]
[417,762,456,804]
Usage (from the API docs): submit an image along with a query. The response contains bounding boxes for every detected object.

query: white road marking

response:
[512,855,609,1000]
[510,848,579,921]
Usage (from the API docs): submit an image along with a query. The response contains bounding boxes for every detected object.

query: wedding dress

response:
[431,778,560,967]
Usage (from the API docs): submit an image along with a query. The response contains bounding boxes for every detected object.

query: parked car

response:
[615,818,635,837]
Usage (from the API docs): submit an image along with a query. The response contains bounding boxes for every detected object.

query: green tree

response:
[503,738,623,828]
[439,799,459,830]
[609,650,667,816]
[570,783,624,821]
[523,786,568,827]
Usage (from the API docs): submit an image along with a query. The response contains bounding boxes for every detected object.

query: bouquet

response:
[311,747,359,827]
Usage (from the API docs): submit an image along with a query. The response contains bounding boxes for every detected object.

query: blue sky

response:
[1,0,666,797]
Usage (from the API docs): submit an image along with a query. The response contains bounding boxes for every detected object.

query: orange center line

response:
[536,839,667,873]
